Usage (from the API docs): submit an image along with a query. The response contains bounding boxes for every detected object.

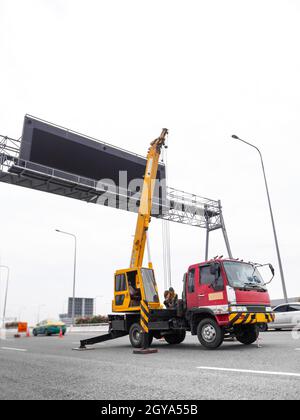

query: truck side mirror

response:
[269,264,275,276]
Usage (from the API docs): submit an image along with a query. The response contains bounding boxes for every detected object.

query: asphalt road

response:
[0,330,299,400]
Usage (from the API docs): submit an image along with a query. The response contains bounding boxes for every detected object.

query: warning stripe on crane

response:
[140,300,150,333]
[229,313,275,326]
[141,300,149,316]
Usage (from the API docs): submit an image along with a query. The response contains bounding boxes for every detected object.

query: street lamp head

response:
[232,135,240,140]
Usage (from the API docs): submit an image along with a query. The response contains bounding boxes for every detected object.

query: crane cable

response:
[161,147,167,290]
[162,219,168,290]
[161,134,172,289]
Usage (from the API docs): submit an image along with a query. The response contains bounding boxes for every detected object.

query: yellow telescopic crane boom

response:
[113,128,168,315]
[130,128,169,269]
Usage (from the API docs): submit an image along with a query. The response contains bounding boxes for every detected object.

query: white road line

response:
[0,347,27,352]
[197,366,300,378]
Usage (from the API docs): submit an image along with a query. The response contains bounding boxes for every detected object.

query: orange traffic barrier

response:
[18,322,28,334]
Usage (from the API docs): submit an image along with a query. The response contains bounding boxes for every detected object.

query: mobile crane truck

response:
[76,130,275,351]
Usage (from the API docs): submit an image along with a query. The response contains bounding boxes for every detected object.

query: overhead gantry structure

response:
[0,128,233,261]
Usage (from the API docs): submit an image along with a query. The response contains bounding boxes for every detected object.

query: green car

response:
[33,320,67,336]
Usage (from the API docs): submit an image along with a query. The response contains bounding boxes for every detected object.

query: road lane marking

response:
[197,366,300,378]
[0,347,27,352]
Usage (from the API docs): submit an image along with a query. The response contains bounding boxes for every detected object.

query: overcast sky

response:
[0,0,299,324]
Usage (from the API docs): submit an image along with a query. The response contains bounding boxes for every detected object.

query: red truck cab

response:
[183,259,275,348]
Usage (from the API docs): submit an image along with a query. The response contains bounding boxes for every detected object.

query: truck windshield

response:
[223,261,265,290]
[141,268,159,302]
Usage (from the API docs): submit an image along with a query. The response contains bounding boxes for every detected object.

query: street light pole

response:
[0,265,10,328]
[231,135,288,302]
[56,230,77,326]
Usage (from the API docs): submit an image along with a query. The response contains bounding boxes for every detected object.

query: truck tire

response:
[129,323,153,348]
[235,325,259,345]
[197,318,224,349]
[164,330,186,345]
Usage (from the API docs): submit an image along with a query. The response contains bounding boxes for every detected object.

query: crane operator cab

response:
[112,268,161,313]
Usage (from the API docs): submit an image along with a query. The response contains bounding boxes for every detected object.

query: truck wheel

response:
[197,319,224,349]
[235,325,259,345]
[129,323,153,348]
[164,330,186,345]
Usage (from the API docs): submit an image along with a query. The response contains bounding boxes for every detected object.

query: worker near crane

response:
[164,287,178,309]
[129,278,141,307]
[163,290,170,308]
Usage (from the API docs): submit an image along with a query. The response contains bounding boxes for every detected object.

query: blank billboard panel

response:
[19,116,166,212]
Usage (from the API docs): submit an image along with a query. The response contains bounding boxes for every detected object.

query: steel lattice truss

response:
[0,134,223,232]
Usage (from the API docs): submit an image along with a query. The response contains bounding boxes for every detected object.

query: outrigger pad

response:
[133,348,158,355]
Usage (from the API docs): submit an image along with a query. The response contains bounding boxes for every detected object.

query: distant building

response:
[67,297,94,318]
[271,297,300,307]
